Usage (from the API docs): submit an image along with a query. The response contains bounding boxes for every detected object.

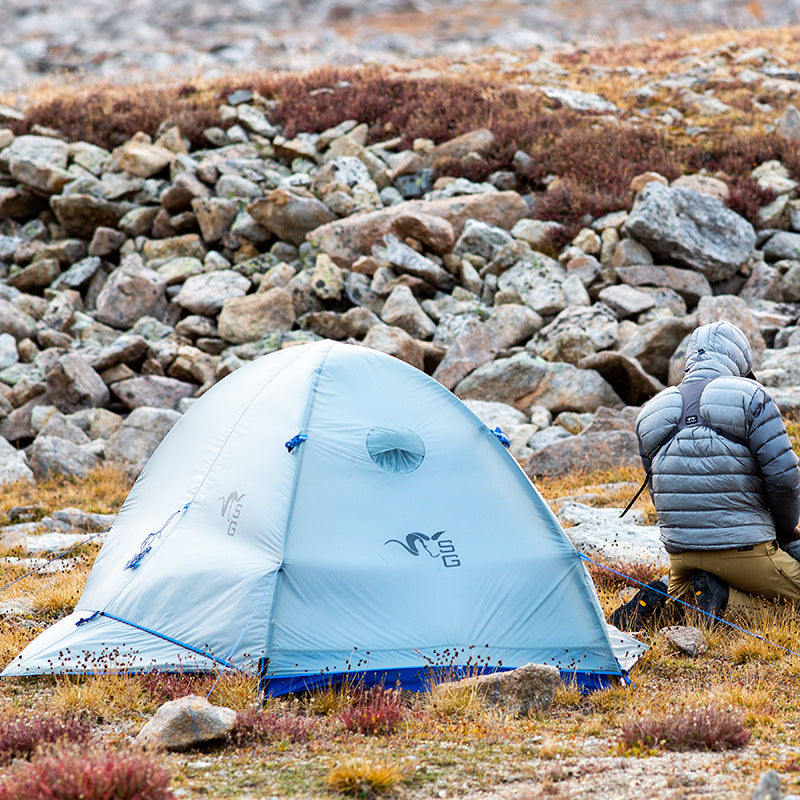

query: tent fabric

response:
[2,340,645,690]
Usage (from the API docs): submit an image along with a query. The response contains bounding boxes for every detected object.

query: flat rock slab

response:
[556,502,668,568]
[437,663,561,716]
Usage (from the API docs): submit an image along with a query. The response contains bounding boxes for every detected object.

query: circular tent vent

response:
[366,427,425,474]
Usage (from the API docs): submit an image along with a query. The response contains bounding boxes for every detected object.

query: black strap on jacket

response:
[620,377,748,518]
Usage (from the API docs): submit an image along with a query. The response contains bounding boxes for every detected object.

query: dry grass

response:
[0,465,131,520]
[29,568,89,617]
[324,758,404,797]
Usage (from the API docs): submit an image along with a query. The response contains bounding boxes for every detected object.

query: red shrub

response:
[230,706,316,746]
[339,686,405,735]
[620,706,751,751]
[0,715,93,766]
[0,749,173,800]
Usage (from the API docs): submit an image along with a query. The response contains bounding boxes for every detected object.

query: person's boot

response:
[689,570,729,619]
[610,577,669,631]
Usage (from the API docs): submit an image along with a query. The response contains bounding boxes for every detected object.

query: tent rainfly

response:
[2,340,645,693]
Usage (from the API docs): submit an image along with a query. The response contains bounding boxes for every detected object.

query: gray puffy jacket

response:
[635,321,800,551]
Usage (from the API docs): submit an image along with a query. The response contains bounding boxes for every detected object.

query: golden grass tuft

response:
[0,622,38,669]
[206,672,260,712]
[304,681,359,717]
[325,758,403,796]
[426,679,484,720]
[30,569,89,616]
[52,675,152,720]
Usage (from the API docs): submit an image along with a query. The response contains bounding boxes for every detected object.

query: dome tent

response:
[2,340,644,692]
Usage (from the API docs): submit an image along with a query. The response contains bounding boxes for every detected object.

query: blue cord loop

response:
[491,427,511,448]
[285,433,307,453]
[124,503,190,571]
[75,610,101,626]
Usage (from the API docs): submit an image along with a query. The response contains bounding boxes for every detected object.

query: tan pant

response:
[668,541,800,614]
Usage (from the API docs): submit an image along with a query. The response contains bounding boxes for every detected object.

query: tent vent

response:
[366,427,425,474]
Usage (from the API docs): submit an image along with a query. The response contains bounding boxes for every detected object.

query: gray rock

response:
[0,333,19,370]
[0,436,34,486]
[310,253,344,301]
[112,375,196,410]
[134,695,236,752]
[461,399,527,432]
[778,105,800,142]
[578,351,664,406]
[739,262,783,304]
[85,334,149,372]
[622,183,756,282]
[528,425,573,451]
[8,258,61,292]
[50,194,131,238]
[597,285,655,319]
[615,264,712,307]
[51,255,103,291]
[511,219,563,254]
[383,234,456,291]
[453,219,514,261]
[660,626,708,657]
[526,430,639,478]
[105,406,181,478]
[247,188,336,246]
[45,353,110,413]
[756,347,800,387]
[95,257,167,330]
[0,298,36,341]
[437,663,560,716]
[582,405,640,434]
[555,501,667,566]
[175,270,250,315]
[307,192,529,268]
[538,305,619,352]
[217,289,296,344]
[612,237,653,267]
[432,319,499,390]
[29,435,99,481]
[541,86,619,113]
[38,412,89,444]
[763,231,800,262]
[751,770,782,800]
[191,197,237,243]
[380,286,436,340]
[554,411,594,434]
[455,352,547,410]
[362,325,426,371]
[497,253,566,316]
[298,308,380,340]
[620,317,694,383]
[486,303,542,349]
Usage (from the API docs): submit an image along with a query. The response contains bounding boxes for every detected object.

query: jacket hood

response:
[684,321,753,379]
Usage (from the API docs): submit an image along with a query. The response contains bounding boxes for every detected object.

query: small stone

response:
[660,625,708,657]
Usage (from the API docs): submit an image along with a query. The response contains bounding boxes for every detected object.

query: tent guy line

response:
[580,553,800,659]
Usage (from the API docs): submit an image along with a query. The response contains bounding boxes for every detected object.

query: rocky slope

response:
[2,30,800,492]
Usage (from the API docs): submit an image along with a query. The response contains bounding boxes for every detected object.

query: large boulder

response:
[105,407,181,478]
[307,191,529,267]
[454,353,621,413]
[525,430,640,478]
[620,317,694,384]
[28,435,99,480]
[622,183,756,282]
[247,188,336,246]
[134,695,236,751]
[615,264,713,307]
[578,351,664,406]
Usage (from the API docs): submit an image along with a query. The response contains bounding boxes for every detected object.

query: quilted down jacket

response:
[635,321,800,551]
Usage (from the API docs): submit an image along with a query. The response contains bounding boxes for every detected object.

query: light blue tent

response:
[3,340,644,692]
